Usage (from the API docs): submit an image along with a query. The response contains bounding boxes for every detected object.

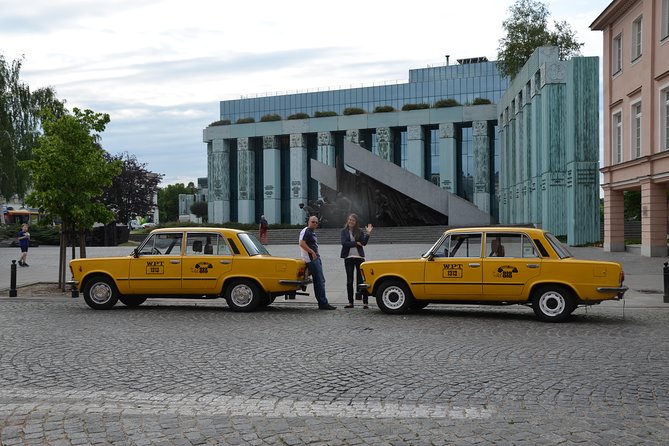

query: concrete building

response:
[591,0,669,256]
[203,59,507,226]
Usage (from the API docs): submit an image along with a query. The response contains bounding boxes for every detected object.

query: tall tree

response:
[22,108,121,288]
[158,182,196,222]
[102,152,163,224]
[0,54,65,200]
[496,0,583,78]
[190,201,208,223]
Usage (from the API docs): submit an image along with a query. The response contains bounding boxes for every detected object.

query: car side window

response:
[485,233,539,258]
[138,233,182,256]
[436,233,482,258]
[185,233,232,256]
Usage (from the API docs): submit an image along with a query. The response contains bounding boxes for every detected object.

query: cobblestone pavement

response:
[1,297,668,445]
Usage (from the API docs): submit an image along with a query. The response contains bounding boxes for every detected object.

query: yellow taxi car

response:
[359,227,627,322]
[69,227,310,311]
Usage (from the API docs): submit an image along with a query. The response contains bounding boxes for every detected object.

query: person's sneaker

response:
[18,261,25,267]
[363,305,369,309]
[344,304,354,309]
[319,304,336,310]
[23,262,29,267]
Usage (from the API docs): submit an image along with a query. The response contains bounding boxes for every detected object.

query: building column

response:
[473,121,490,213]
[290,133,308,225]
[262,136,281,224]
[375,127,393,162]
[237,137,255,224]
[406,125,424,178]
[207,139,230,224]
[641,181,668,257]
[438,123,457,194]
[317,132,335,200]
[603,187,625,252]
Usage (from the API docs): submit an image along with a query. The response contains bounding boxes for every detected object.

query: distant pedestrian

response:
[259,215,268,244]
[340,214,372,308]
[18,223,30,267]
[299,216,335,310]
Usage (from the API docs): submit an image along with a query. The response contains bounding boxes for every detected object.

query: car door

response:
[128,232,184,292]
[424,233,483,298]
[181,232,233,293]
[482,232,542,300]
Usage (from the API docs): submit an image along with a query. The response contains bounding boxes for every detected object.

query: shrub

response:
[472,97,492,105]
[236,117,255,124]
[287,112,310,120]
[260,114,282,122]
[209,119,231,126]
[342,107,365,115]
[401,103,430,111]
[314,111,337,117]
[434,98,460,108]
[374,105,395,113]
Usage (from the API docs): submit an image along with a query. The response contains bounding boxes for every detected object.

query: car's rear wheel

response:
[119,296,147,307]
[83,276,119,310]
[532,285,576,322]
[376,280,412,314]
[225,279,261,312]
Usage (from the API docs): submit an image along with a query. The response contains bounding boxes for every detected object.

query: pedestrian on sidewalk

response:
[340,213,372,309]
[259,215,268,244]
[18,223,30,267]
[299,216,336,310]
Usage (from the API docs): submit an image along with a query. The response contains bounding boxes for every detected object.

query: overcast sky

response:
[1,0,611,186]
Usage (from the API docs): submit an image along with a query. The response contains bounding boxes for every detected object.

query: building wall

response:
[497,47,601,245]
[592,0,669,256]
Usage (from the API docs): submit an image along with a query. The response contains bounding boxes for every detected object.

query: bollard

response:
[664,262,669,304]
[9,260,17,297]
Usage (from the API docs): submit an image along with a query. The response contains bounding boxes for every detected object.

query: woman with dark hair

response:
[340,213,373,308]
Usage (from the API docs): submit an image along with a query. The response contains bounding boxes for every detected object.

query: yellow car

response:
[359,227,627,322]
[69,227,310,311]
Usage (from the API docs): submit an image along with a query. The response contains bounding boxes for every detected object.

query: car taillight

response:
[299,266,306,278]
[620,270,625,285]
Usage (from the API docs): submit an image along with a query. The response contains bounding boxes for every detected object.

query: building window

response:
[631,102,642,159]
[612,34,623,75]
[632,16,642,61]
[663,88,669,151]
[663,0,669,41]
[613,111,623,164]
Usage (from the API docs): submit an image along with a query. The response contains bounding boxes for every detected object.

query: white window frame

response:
[612,110,623,164]
[661,85,669,152]
[631,100,642,159]
[662,0,669,41]
[632,16,642,61]
[612,33,623,75]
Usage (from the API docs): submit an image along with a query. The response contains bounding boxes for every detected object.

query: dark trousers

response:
[344,257,366,304]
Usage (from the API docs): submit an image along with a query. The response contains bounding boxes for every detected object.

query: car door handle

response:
[468,263,481,268]
[220,260,232,264]
[170,260,180,264]
[526,264,540,269]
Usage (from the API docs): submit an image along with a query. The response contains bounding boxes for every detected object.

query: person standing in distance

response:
[340,213,372,309]
[299,216,336,310]
[18,223,30,267]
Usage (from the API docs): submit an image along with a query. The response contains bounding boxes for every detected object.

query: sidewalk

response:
[1,243,667,308]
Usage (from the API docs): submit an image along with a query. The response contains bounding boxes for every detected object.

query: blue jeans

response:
[307,257,329,307]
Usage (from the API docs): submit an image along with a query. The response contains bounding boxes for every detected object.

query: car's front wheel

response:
[83,276,119,310]
[376,280,412,314]
[532,285,576,322]
[225,279,261,312]
[119,296,147,307]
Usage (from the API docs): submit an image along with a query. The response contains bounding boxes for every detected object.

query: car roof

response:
[149,227,245,235]
[445,226,547,236]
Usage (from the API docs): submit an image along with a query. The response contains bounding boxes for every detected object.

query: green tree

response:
[157,182,196,222]
[496,0,583,78]
[102,152,163,224]
[22,107,121,287]
[190,201,208,223]
[0,54,65,200]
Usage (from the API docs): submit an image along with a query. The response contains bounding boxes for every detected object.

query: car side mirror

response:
[133,248,140,258]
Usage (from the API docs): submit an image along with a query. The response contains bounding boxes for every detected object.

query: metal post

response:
[664,263,669,304]
[9,260,17,297]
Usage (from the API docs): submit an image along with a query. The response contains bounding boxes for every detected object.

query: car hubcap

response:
[231,285,253,307]
[538,291,565,317]
[90,283,112,304]
[381,286,405,310]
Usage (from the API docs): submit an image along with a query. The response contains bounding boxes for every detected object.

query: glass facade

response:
[220,61,507,122]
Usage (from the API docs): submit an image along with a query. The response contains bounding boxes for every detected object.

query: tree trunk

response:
[79,228,87,258]
[58,230,66,291]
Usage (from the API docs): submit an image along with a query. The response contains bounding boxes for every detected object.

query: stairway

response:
[263,225,448,245]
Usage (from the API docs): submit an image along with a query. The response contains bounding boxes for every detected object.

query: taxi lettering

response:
[442,263,463,278]
[146,261,164,275]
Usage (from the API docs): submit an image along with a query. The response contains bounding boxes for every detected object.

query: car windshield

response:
[238,233,270,256]
[545,232,573,259]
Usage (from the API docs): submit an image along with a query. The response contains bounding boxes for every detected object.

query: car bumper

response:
[597,285,628,299]
[279,279,313,287]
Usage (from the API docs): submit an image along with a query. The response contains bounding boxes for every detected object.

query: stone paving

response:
[1,241,669,444]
